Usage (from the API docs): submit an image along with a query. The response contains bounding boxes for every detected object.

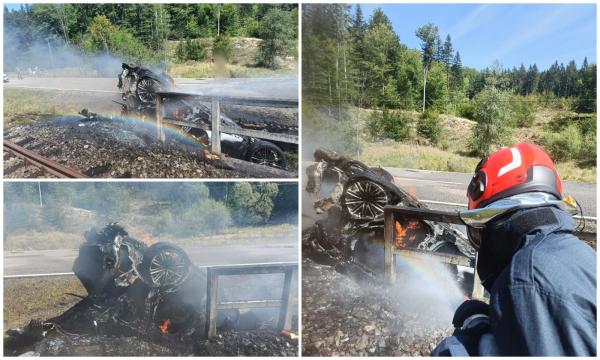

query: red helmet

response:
[467,143,563,210]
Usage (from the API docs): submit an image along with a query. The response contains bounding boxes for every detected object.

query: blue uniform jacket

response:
[433,207,596,356]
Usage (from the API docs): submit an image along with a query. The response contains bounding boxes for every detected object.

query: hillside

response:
[358,109,595,183]
[166,37,297,78]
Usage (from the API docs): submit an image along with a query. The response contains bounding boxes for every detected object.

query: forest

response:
[302,4,596,178]
[4,182,298,250]
[4,3,298,72]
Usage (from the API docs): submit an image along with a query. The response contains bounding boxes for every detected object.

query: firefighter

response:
[432,143,596,356]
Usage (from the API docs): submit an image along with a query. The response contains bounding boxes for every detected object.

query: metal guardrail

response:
[205,263,297,338]
[155,92,298,155]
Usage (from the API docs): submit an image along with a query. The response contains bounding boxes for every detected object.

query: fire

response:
[158,319,171,335]
[394,220,421,248]
[140,234,156,246]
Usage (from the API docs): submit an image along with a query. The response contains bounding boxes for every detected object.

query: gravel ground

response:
[301,258,458,356]
[3,115,270,178]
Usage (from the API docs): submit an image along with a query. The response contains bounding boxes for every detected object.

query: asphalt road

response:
[4,75,298,100]
[3,243,298,276]
[301,164,596,230]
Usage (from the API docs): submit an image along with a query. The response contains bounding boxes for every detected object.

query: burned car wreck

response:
[303,148,476,285]
[4,224,298,356]
[117,63,288,170]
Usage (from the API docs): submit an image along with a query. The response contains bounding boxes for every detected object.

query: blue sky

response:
[359,3,596,70]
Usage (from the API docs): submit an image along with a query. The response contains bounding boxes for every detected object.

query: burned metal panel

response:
[205,263,297,338]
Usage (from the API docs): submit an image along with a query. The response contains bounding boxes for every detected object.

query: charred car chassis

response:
[303,148,476,288]
[5,224,298,356]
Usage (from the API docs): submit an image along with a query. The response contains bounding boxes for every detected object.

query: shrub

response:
[417,110,443,144]
[469,87,513,156]
[368,109,411,142]
[175,38,208,62]
[580,131,597,165]
[543,124,582,162]
[212,35,233,62]
[510,95,535,127]
[456,100,475,120]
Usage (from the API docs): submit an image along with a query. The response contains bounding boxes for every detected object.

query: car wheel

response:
[247,140,288,170]
[139,242,191,288]
[136,77,162,104]
[340,176,391,221]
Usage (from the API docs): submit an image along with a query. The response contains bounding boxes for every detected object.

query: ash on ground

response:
[4,115,248,178]
[302,258,454,356]
[6,330,298,356]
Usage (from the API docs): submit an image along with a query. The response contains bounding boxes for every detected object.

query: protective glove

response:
[452,299,491,339]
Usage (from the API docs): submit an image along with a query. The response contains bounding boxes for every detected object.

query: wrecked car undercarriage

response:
[4,224,298,356]
[117,63,289,170]
[303,148,476,284]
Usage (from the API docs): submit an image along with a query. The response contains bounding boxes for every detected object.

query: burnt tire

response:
[139,242,191,289]
[340,175,392,221]
[136,77,162,104]
[246,140,288,170]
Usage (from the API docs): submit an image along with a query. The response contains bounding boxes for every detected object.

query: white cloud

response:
[447,5,491,41]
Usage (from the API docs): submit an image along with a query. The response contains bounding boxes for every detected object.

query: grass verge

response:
[359,141,596,183]
[4,277,86,329]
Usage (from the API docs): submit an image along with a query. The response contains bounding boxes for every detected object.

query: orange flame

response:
[395,220,421,248]
[159,319,171,335]
[141,234,156,246]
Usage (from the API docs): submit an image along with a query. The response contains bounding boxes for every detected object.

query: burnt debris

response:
[4,224,298,356]
[117,63,291,170]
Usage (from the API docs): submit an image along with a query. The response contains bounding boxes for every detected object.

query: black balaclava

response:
[476,206,558,291]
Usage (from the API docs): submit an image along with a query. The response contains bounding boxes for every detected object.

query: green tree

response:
[256,8,295,69]
[417,110,443,144]
[228,182,279,225]
[450,51,463,91]
[470,87,513,156]
[363,21,400,107]
[441,34,453,86]
[416,23,439,113]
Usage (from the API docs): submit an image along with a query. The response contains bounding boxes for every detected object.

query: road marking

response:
[5,85,120,94]
[4,272,75,279]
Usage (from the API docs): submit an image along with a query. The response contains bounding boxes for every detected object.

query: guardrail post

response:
[211,98,221,154]
[277,267,295,331]
[155,95,165,142]
[205,267,219,338]
[384,208,396,286]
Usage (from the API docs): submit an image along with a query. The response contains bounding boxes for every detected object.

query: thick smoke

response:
[4,23,123,76]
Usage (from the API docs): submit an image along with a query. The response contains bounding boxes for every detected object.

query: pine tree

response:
[441,34,453,87]
[416,23,439,112]
[450,51,462,90]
